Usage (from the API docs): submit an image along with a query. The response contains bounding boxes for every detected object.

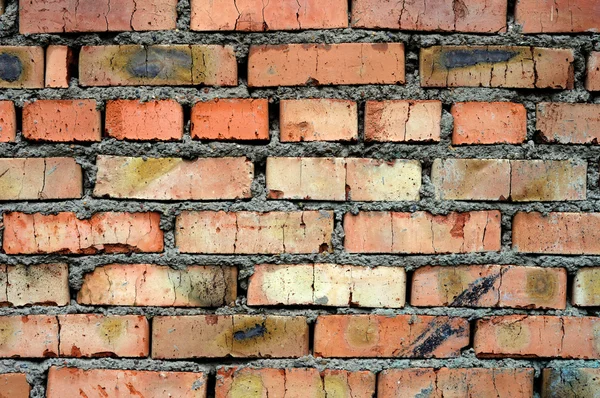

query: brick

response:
[537,103,600,144]
[248,264,406,308]
[0,373,30,398]
[0,158,82,200]
[378,368,534,398]
[364,100,441,142]
[352,0,506,32]
[3,212,163,255]
[79,45,237,87]
[58,314,149,358]
[541,368,600,398]
[280,99,358,142]
[573,268,600,306]
[587,52,600,91]
[47,367,207,398]
[78,264,237,307]
[191,99,269,141]
[515,0,600,33]
[176,210,333,254]
[20,0,177,34]
[1,264,70,307]
[475,315,600,359]
[105,99,183,141]
[0,46,44,88]
[314,315,469,358]
[0,315,59,358]
[344,210,501,254]
[451,102,527,145]
[22,99,101,142]
[0,101,16,142]
[45,45,72,88]
[152,315,309,358]
[248,43,405,87]
[216,367,375,398]
[511,160,586,201]
[421,46,574,89]
[411,265,567,309]
[347,159,422,201]
[513,212,600,254]
[191,0,348,31]
[94,156,253,200]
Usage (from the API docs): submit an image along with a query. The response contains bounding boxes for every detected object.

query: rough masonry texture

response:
[1,0,600,396]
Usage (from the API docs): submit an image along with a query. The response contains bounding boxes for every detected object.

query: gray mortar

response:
[0,0,599,396]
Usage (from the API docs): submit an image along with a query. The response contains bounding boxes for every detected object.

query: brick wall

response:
[0,0,599,396]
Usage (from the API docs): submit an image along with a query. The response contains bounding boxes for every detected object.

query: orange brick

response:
[0,46,44,88]
[344,210,501,254]
[364,100,441,142]
[573,268,600,306]
[45,45,72,88]
[94,156,253,200]
[22,99,101,142]
[587,52,600,91]
[191,99,269,140]
[47,367,207,398]
[216,367,375,398]
[513,212,600,254]
[475,315,600,359]
[537,103,600,144]
[79,45,237,87]
[0,101,16,142]
[248,264,406,308]
[515,0,600,33]
[280,99,358,142]
[78,264,237,307]
[352,0,506,32]
[1,264,70,307]
[541,368,600,397]
[248,43,405,87]
[0,158,82,200]
[451,102,527,145]
[421,46,574,89]
[378,368,534,398]
[191,0,348,31]
[3,212,163,255]
[411,265,567,309]
[0,373,30,398]
[20,0,177,33]
[176,210,333,254]
[105,99,183,141]
[314,315,469,358]
[0,315,59,358]
[152,315,309,359]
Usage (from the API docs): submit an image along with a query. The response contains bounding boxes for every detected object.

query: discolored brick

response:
[0,46,44,88]
[364,100,442,142]
[0,316,59,358]
[537,103,600,144]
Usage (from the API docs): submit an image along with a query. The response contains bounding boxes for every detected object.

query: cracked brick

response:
[537,103,600,144]
[516,0,600,33]
[365,100,442,142]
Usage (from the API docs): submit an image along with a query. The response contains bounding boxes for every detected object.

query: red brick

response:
[20,0,177,34]
[0,373,30,398]
[248,264,406,308]
[94,156,253,200]
[344,210,501,254]
[475,315,600,359]
[22,99,101,142]
[45,45,72,88]
[191,0,348,31]
[314,315,469,358]
[513,212,600,254]
[280,99,358,142]
[573,268,600,306]
[451,102,527,145]
[216,367,375,398]
[421,46,574,89]
[152,315,309,359]
[537,103,600,144]
[47,367,206,398]
[411,265,567,309]
[541,368,600,397]
[3,212,163,255]
[0,158,82,200]
[191,99,269,140]
[248,43,405,87]
[364,100,441,142]
[79,45,237,87]
[0,315,59,358]
[1,264,70,307]
[0,101,16,142]
[176,210,333,254]
[515,0,600,33]
[105,99,183,141]
[0,46,44,88]
[78,264,237,307]
[587,52,600,91]
[378,368,534,398]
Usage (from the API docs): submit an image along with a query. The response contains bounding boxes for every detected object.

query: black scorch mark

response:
[450,272,501,307]
[126,47,192,78]
[0,53,23,82]
[441,49,518,69]
[409,319,466,357]
[233,323,267,340]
